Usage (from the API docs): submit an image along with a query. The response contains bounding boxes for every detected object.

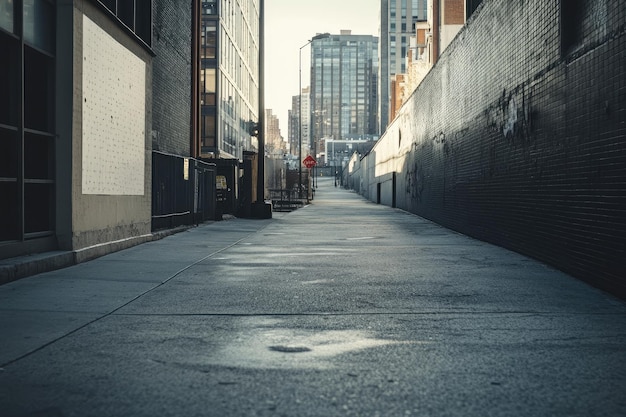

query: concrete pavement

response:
[1,177,626,417]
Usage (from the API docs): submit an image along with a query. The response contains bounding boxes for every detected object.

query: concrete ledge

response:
[0,252,75,285]
[72,233,155,264]
[0,225,196,285]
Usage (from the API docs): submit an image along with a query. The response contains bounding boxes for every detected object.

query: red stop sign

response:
[302,155,317,169]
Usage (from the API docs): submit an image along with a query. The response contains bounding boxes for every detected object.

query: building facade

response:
[389,0,466,121]
[287,96,299,156]
[1,0,153,262]
[264,109,284,158]
[379,0,428,133]
[309,31,379,154]
[381,0,483,128]
[198,0,259,160]
[287,87,311,158]
[348,0,626,298]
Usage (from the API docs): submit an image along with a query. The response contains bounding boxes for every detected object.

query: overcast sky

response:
[264,0,380,135]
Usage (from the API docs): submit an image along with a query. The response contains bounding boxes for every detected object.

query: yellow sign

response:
[216,175,227,190]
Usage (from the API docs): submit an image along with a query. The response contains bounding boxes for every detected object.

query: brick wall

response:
[390,74,407,122]
[152,0,192,156]
[443,0,465,25]
[349,0,626,298]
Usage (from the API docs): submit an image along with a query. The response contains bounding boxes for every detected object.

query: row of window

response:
[97,0,151,46]
[0,0,56,54]
[0,1,56,242]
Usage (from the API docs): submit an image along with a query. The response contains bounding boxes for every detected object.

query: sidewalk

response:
[0,213,277,367]
[1,177,625,417]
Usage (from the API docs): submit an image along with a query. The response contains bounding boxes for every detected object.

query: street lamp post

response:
[252,0,271,218]
[298,42,306,199]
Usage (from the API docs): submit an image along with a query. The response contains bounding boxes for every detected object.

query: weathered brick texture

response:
[349,0,626,297]
[152,0,192,156]
[444,0,465,25]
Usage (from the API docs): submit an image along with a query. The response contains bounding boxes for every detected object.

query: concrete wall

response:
[70,1,153,254]
[152,0,193,156]
[347,0,626,298]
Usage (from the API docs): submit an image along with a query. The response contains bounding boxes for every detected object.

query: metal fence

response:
[152,151,217,231]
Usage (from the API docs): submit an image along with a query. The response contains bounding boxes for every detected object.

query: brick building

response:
[347,0,626,298]
[389,0,466,121]
[265,109,285,158]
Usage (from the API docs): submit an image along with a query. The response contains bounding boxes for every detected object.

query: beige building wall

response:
[71,1,153,257]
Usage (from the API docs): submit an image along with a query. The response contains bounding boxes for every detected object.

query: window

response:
[201,68,216,105]
[201,113,216,149]
[0,36,18,126]
[561,0,584,55]
[24,47,54,132]
[0,0,56,243]
[23,0,55,53]
[100,0,115,12]
[97,0,152,46]
[202,0,217,15]
[0,0,14,33]
[202,21,217,59]
[561,0,607,57]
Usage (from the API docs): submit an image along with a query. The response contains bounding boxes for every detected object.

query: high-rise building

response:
[197,0,259,159]
[288,97,299,156]
[289,87,311,155]
[309,31,379,150]
[300,87,311,155]
[264,109,285,157]
[379,0,428,133]
[288,87,311,158]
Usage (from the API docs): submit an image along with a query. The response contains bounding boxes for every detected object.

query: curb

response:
[0,224,197,286]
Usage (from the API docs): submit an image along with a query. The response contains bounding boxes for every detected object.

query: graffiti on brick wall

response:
[485,88,531,141]
[405,143,424,204]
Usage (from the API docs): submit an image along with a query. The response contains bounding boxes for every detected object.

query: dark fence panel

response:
[152,152,216,231]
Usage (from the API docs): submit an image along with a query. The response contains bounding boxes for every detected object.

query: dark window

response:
[0,35,18,126]
[0,181,19,240]
[99,0,116,12]
[24,46,54,132]
[0,128,18,179]
[561,0,608,58]
[118,1,134,29]
[466,0,482,20]
[24,182,54,234]
[201,110,217,149]
[23,0,55,53]
[97,0,151,46]
[0,0,56,243]
[24,132,54,180]
[135,0,151,43]
[561,0,585,55]
[0,0,14,33]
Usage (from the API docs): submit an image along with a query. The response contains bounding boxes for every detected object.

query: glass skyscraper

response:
[199,0,259,159]
[309,31,379,148]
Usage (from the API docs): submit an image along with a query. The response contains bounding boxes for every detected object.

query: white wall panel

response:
[82,15,146,195]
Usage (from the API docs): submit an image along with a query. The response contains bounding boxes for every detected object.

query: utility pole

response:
[252,0,271,218]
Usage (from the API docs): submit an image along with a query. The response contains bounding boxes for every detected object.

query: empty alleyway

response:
[1,177,625,417]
